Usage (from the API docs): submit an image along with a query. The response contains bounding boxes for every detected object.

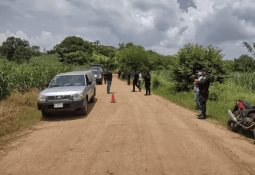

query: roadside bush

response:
[152,75,161,89]
[173,43,226,91]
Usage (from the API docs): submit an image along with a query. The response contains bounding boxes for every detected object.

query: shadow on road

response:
[42,99,98,122]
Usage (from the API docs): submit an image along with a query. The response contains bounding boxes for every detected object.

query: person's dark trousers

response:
[133,81,141,91]
[145,86,150,95]
[199,92,208,119]
[107,81,112,94]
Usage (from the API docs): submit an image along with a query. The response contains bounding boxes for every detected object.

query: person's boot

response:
[198,114,206,119]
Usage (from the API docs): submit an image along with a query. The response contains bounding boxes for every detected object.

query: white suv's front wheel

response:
[78,98,88,115]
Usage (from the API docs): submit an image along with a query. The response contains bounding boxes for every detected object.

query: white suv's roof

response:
[57,71,92,76]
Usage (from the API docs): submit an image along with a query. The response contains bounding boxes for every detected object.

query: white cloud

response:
[0,0,255,58]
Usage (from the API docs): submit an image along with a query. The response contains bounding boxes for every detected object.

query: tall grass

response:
[0,56,76,99]
[229,72,255,91]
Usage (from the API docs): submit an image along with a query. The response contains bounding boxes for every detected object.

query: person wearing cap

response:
[194,71,203,111]
[195,68,210,119]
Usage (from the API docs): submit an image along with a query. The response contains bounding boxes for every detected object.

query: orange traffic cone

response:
[111,93,116,103]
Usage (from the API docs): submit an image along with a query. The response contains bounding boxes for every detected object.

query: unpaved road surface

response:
[0,77,255,175]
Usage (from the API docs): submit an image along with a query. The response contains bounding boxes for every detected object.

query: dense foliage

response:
[233,55,255,72]
[117,43,150,73]
[173,44,226,91]
[116,43,177,75]
[1,37,33,63]
[56,36,94,64]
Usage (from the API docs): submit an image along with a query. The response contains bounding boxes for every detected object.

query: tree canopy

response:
[1,37,32,63]
[116,43,149,73]
[173,43,226,91]
[56,36,94,64]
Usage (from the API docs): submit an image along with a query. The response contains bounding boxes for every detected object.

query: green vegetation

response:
[173,43,226,91]
[229,72,255,91]
[116,43,176,75]
[0,56,74,100]
[0,36,40,63]
[55,36,94,64]
[151,72,255,125]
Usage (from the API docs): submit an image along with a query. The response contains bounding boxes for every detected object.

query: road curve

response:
[0,76,255,175]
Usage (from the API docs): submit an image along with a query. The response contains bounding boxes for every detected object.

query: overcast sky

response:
[0,0,255,59]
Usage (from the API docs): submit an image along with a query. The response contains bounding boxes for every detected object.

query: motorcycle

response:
[227,100,255,138]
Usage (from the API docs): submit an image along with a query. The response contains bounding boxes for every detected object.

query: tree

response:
[234,55,255,72]
[1,37,32,63]
[116,44,149,73]
[97,45,116,58]
[64,51,94,64]
[222,60,235,73]
[146,50,177,70]
[13,47,32,63]
[31,45,41,56]
[173,43,226,91]
[56,36,93,64]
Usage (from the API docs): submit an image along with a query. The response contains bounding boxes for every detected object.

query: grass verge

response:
[151,73,255,126]
[0,90,41,149]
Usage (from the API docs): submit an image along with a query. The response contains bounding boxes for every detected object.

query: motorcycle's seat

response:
[242,101,255,109]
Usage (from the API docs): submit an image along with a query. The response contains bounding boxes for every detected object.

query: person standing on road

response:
[144,71,151,95]
[194,71,202,111]
[118,70,121,79]
[132,71,141,92]
[195,68,210,119]
[105,71,112,94]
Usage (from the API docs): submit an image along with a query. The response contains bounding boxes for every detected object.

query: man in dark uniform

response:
[105,71,112,94]
[144,71,151,95]
[195,68,210,119]
[132,72,141,92]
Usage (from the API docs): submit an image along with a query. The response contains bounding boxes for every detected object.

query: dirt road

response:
[0,77,255,175]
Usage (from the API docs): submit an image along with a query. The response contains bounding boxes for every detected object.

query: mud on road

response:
[0,77,255,175]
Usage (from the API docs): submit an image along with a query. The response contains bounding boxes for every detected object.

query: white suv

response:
[37,71,96,117]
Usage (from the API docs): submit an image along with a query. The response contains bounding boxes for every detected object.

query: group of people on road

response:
[193,68,210,120]
[131,71,151,96]
[103,70,151,96]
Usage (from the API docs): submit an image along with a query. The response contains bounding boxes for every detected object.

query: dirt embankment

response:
[0,77,255,175]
